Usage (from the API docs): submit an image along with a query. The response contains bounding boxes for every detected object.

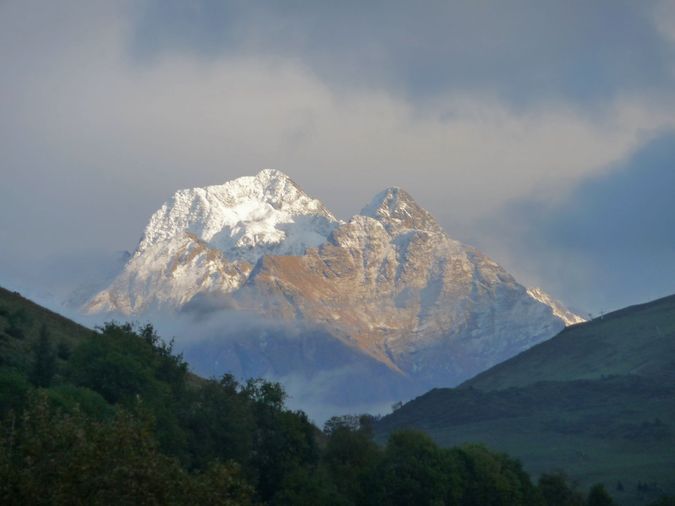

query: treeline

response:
[0,320,673,505]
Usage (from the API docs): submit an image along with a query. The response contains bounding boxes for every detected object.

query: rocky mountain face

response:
[85,169,583,409]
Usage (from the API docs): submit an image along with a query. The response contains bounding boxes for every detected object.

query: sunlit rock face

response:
[86,169,583,398]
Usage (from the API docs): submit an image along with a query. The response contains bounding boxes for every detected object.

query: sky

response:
[1,0,675,315]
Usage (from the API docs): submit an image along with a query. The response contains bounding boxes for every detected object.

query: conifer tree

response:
[587,484,614,506]
[29,324,56,387]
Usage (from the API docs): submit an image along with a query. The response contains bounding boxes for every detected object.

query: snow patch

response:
[527,287,586,326]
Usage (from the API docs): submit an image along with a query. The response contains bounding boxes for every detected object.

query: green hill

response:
[463,294,675,391]
[376,295,675,506]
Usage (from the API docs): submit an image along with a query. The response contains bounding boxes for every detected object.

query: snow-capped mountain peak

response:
[361,187,443,236]
[137,169,340,263]
[82,169,592,419]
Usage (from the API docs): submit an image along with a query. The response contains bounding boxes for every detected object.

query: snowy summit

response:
[139,169,340,263]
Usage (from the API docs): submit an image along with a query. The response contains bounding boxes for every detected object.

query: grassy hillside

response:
[376,295,675,506]
[463,294,675,391]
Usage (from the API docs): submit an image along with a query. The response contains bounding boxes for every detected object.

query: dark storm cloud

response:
[132,0,674,104]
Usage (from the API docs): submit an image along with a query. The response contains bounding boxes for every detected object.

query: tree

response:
[251,408,319,503]
[587,484,614,506]
[182,377,254,469]
[0,367,31,417]
[67,335,153,403]
[323,414,378,437]
[5,308,29,340]
[29,324,56,387]
[373,430,449,506]
[453,444,544,506]
[185,462,254,506]
[538,472,584,506]
[243,378,287,410]
[56,341,71,360]
[323,414,361,435]
[322,421,381,503]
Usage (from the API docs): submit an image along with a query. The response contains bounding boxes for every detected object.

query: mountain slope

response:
[0,286,95,371]
[376,294,675,505]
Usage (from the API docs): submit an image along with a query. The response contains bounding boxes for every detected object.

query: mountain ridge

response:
[84,169,584,405]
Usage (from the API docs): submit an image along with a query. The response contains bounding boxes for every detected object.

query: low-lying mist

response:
[80,294,419,425]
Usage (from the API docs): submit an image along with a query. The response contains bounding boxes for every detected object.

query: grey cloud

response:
[133,0,674,105]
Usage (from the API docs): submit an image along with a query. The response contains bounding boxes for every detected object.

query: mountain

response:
[84,169,582,409]
[376,294,675,505]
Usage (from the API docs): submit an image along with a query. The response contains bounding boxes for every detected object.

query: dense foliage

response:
[0,307,657,505]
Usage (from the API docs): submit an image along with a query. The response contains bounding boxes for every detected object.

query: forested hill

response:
[376,294,675,506]
[0,285,671,505]
[0,286,94,364]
